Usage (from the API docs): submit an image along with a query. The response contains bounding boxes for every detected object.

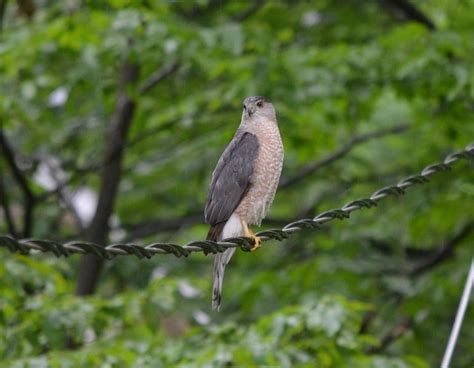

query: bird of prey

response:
[204,96,284,311]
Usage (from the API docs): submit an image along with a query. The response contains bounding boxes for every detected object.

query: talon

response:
[249,236,261,252]
[242,221,261,252]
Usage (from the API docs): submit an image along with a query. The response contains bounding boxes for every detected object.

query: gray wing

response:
[204,131,259,226]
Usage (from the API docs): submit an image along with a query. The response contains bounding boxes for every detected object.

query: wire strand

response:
[441,258,474,368]
[0,142,473,259]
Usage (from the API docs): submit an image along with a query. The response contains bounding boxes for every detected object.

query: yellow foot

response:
[243,223,261,252]
[249,236,261,252]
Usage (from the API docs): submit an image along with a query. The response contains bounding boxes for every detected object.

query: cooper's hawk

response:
[205,96,284,311]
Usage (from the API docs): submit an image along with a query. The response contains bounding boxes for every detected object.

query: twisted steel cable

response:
[1,142,473,259]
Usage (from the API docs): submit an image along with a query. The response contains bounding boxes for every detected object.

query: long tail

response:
[212,247,236,311]
[207,217,241,311]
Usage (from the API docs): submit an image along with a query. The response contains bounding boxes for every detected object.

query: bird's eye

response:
[243,104,246,110]
[256,101,263,107]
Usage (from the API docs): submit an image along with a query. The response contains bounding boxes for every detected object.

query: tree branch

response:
[279,124,410,189]
[36,119,178,205]
[363,222,474,278]
[0,129,36,236]
[365,317,413,354]
[181,0,227,18]
[43,159,87,233]
[233,0,265,22]
[0,175,18,237]
[35,61,180,206]
[139,60,180,95]
[409,222,474,277]
[0,0,8,38]
[382,0,435,30]
[359,310,377,334]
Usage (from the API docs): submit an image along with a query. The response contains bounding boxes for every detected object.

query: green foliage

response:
[1,0,473,367]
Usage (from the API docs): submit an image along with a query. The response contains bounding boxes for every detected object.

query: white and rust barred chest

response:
[236,119,284,225]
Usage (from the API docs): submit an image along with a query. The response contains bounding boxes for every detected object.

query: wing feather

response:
[204,131,259,226]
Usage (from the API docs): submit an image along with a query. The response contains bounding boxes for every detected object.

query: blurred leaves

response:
[1,0,474,367]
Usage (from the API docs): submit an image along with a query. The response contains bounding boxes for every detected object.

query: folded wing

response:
[205,131,259,227]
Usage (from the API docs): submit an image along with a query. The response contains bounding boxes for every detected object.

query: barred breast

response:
[236,121,284,225]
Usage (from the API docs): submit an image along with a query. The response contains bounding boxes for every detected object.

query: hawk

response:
[205,96,284,311]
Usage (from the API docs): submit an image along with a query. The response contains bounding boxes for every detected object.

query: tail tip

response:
[212,288,221,311]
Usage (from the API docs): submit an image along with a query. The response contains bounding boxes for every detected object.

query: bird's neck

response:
[242,120,282,149]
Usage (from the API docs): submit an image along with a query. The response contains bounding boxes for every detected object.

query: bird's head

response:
[241,96,276,123]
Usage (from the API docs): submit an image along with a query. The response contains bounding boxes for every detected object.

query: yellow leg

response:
[242,221,261,251]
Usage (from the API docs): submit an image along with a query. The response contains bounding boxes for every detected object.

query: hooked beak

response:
[245,105,256,117]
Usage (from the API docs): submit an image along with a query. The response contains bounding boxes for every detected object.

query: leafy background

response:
[1,0,473,367]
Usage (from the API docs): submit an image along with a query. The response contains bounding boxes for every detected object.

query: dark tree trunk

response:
[75,61,140,296]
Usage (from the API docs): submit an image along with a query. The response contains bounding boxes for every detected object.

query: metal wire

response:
[441,258,474,368]
[0,142,473,259]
